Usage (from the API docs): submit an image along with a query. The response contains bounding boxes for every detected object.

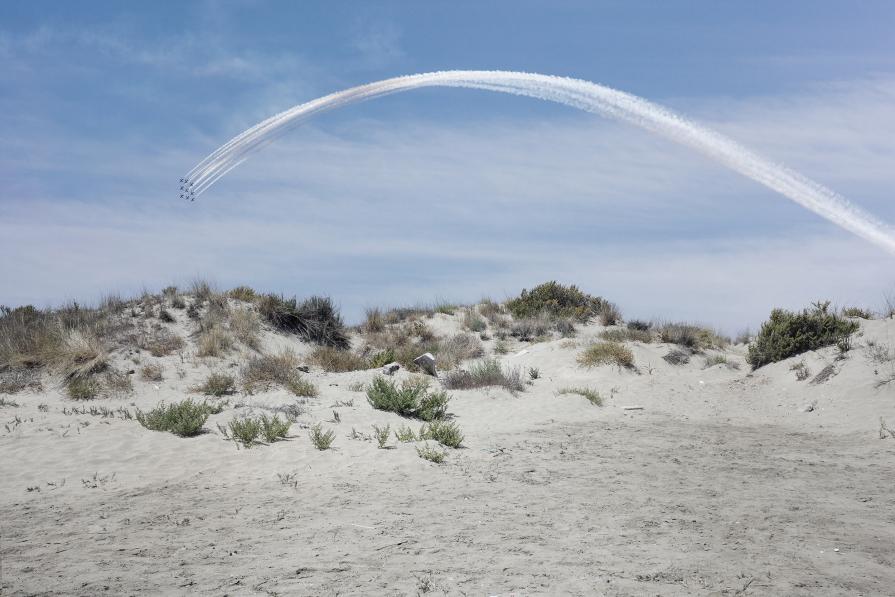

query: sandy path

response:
[3,412,893,596]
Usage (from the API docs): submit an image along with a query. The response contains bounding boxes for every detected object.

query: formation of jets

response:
[179,178,196,202]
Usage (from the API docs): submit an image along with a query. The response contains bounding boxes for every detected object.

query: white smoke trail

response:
[182,70,895,254]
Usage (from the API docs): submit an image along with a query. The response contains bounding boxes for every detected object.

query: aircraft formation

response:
[179,178,196,202]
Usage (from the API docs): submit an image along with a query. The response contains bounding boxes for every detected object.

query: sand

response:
[2,311,895,595]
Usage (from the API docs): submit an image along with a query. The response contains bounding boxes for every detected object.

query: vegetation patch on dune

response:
[136,399,224,437]
[506,281,620,325]
[442,358,525,392]
[366,376,450,421]
[241,350,318,397]
[557,386,603,406]
[196,372,237,396]
[577,341,635,369]
[747,301,859,369]
[258,294,350,349]
[656,322,728,351]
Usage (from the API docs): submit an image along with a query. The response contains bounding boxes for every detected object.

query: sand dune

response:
[2,296,894,595]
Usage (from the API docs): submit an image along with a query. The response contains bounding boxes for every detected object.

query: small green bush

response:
[394,425,416,442]
[368,349,395,369]
[136,399,216,437]
[558,386,603,406]
[259,413,291,443]
[703,354,740,370]
[372,424,391,448]
[416,443,447,463]
[506,281,612,323]
[309,423,336,450]
[747,301,859,369]
[366,376,450,421]
[577,342,635,369]
[842,306,872,319]
[226,417,261,447]
[419,420,464,448]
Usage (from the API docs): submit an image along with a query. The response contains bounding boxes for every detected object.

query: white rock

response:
[381,362,400,376]
[413,352,437,376]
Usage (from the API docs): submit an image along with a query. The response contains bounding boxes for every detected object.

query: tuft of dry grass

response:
[435,333,484,370]
[600,327,652,343]
[309,346,369,372]
[197,326,233,357]
[196,372,237,396]
[558,386,603,406]
[363,307,385,334]
[230,307,261,350]
[227,286,258,302]
[442,358,525,393]
[140,364,164,382]
[139,329,185,357]
[577,341,635,369]
[656,322,729,351]
[703,354,741,370]
[241,349,318,397]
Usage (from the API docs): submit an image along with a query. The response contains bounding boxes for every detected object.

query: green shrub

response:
[506,281,613,323]
[627,319,651,332]
[225,417,262,448]
[366,376,450,421]
[394,425,416,442]
[368,349,395,368]
[558,386,603,406]
[258,294,349,349]
[419,420,464,448]
[259,413,291,443]
[66,376,101,400]
[309,423,336,450]
[577,342,635,369]
[197,372,237,396]
[842,306,873,319]
[747,301,859,369]
[372,424,391,448]
[442,358,525,392]
[136,399,217,437]
[416,443,447,463]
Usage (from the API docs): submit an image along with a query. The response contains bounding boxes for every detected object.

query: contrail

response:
[182,70,895,254]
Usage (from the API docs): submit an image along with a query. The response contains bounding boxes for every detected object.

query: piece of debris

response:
[801,400,817,413]
[413,353,437,376]
[622,406,645,411]
[297,365,310,373]
[381,362,400,376]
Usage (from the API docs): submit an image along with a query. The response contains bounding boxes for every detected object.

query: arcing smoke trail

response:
[182,70,895,254]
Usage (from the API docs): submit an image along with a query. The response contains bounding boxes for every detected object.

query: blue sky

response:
[2,1,894,331]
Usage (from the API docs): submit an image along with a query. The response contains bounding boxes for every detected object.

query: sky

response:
[2,1,894,332]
